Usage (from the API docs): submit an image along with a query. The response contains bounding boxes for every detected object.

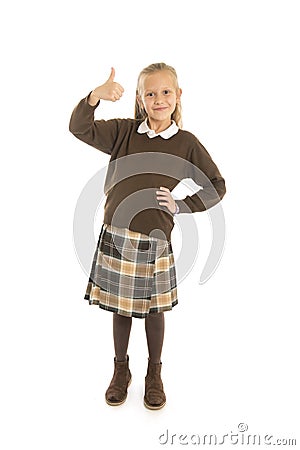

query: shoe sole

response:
[105,377,132,406]
[143,398,166,410]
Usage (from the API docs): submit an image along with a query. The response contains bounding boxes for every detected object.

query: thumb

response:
[107,67,115,82]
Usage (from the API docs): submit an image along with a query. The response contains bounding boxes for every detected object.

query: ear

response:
[176,88,182,103]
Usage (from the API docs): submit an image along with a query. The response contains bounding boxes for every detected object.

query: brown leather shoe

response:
[105,356,132,406]
[144,360,166,410]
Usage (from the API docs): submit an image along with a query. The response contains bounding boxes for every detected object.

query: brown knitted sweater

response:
[69,94,226,240]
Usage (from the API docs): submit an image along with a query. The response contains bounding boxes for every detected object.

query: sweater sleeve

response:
[176,136,226,213]
[69,93,119,154]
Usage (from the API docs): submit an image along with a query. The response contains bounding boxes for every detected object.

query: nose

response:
[154,93,164,104]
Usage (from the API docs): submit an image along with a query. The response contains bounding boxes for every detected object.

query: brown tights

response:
[113,312,165,364]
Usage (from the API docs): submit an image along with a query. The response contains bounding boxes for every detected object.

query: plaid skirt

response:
[84,223,178,318]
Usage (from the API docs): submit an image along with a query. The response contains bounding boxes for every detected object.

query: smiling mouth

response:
[153,107,168,111]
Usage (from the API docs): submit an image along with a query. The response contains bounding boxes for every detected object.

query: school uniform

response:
[69,94,226,318]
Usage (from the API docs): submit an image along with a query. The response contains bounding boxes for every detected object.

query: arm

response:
[69,68,124,153]
[176,138,226,213]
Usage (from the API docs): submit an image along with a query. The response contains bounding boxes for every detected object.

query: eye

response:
[146,92,154,97]
[163,90,170,95]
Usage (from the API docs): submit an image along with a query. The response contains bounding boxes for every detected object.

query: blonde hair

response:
[135,62,183,128]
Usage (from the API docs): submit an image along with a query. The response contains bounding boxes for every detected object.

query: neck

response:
[147,118,172,134]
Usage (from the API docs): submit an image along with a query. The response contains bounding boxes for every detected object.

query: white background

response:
[1,0,299,449]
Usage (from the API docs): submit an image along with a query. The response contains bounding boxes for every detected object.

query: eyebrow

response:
[144,86,174,92]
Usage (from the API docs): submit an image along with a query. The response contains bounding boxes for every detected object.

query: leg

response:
[105,313,132,406]
[144,312,166,410]
[113,312,132,361]
[145,312,165,363]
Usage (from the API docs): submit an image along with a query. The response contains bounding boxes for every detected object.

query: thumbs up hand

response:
[89,67,125,105]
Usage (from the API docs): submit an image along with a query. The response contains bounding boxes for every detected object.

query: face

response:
[138,70,182,130]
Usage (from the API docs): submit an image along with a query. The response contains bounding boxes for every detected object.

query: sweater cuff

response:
[86,91,100,108]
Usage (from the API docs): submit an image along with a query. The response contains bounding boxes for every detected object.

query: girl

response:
[69,62,226,410]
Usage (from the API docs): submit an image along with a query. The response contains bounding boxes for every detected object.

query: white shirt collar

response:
[137,119,179,139]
